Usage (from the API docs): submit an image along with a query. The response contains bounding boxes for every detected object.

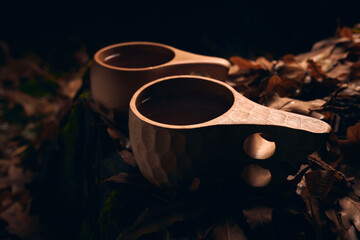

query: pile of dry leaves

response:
[0,24,359,240]
[223,25,360,240]
[0,42,89,239]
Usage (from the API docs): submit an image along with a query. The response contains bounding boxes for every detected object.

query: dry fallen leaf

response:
[266,95,326,118]
[210,218,247,240]
[255,56,273,70]
[343,122,360,143]
[229,56,263,74]
[339,26,353,39]
[282,54,296,64]
[307,59,327,81]
[296,44,337,70]
[339,196,360,231]
[117,199,207,240]
[58,76,83,99]
[326,208,359,240]
[0,89,60,117]
[349,42,360,56]
[337,122,360,168]
[0,201,39,239]
[349,62,360,79]
[264,75,282,96]
[243,207,272,229]
[118,149,137,168]
[0,166,33,191]
[277,62,307,84]
[305,170,336,200]
[311,37,350,52]
[326,61,353,81]
[328,45,349,63]
[337,121,360,149]
[295,36,351,71]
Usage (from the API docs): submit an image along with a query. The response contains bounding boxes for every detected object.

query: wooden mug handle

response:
[165,47,231,81]
[218,92,331,134]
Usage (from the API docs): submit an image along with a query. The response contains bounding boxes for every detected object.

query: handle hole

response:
[241,164,272,187]
[243,133,276,160]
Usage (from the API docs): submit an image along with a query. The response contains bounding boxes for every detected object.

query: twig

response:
[307,153,346,180]
[0,158,21,165]
[29,62,60,84]
[278,100,294,110]
[200,223,216,239]
[10,145,28,158]
[322,85,348,109]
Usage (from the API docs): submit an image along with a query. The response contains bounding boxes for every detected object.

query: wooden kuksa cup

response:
[90,42,230,128]
[129,75,331,191]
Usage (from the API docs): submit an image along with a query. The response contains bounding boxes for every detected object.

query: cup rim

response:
[94,41,176,71]
[130,75,237,129]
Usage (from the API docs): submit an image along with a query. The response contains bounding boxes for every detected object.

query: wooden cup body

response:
[129,75,331,190]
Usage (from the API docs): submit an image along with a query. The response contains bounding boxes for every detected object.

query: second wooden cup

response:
[90,42,230,129]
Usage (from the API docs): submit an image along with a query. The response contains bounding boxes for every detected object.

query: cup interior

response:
[135,77,234,125]
[98,44,175,69]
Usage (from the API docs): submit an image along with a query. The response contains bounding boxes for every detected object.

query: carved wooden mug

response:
[90,42,230,129]
[129,75,332,191]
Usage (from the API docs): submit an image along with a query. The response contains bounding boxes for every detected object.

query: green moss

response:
[98,190,124,239]
[58,92,91,189]
[98,186,148,239]
[78,91,90,101]
[80,219,96,240]
[60,103,80,188]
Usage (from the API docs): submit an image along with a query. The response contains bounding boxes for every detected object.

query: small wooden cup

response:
[90,42,230,128]
[129,75,331,191]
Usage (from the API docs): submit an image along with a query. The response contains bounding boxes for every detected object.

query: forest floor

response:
[0,25,360,239]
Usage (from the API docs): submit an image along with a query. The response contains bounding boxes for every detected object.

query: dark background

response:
[1,0,360,66]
